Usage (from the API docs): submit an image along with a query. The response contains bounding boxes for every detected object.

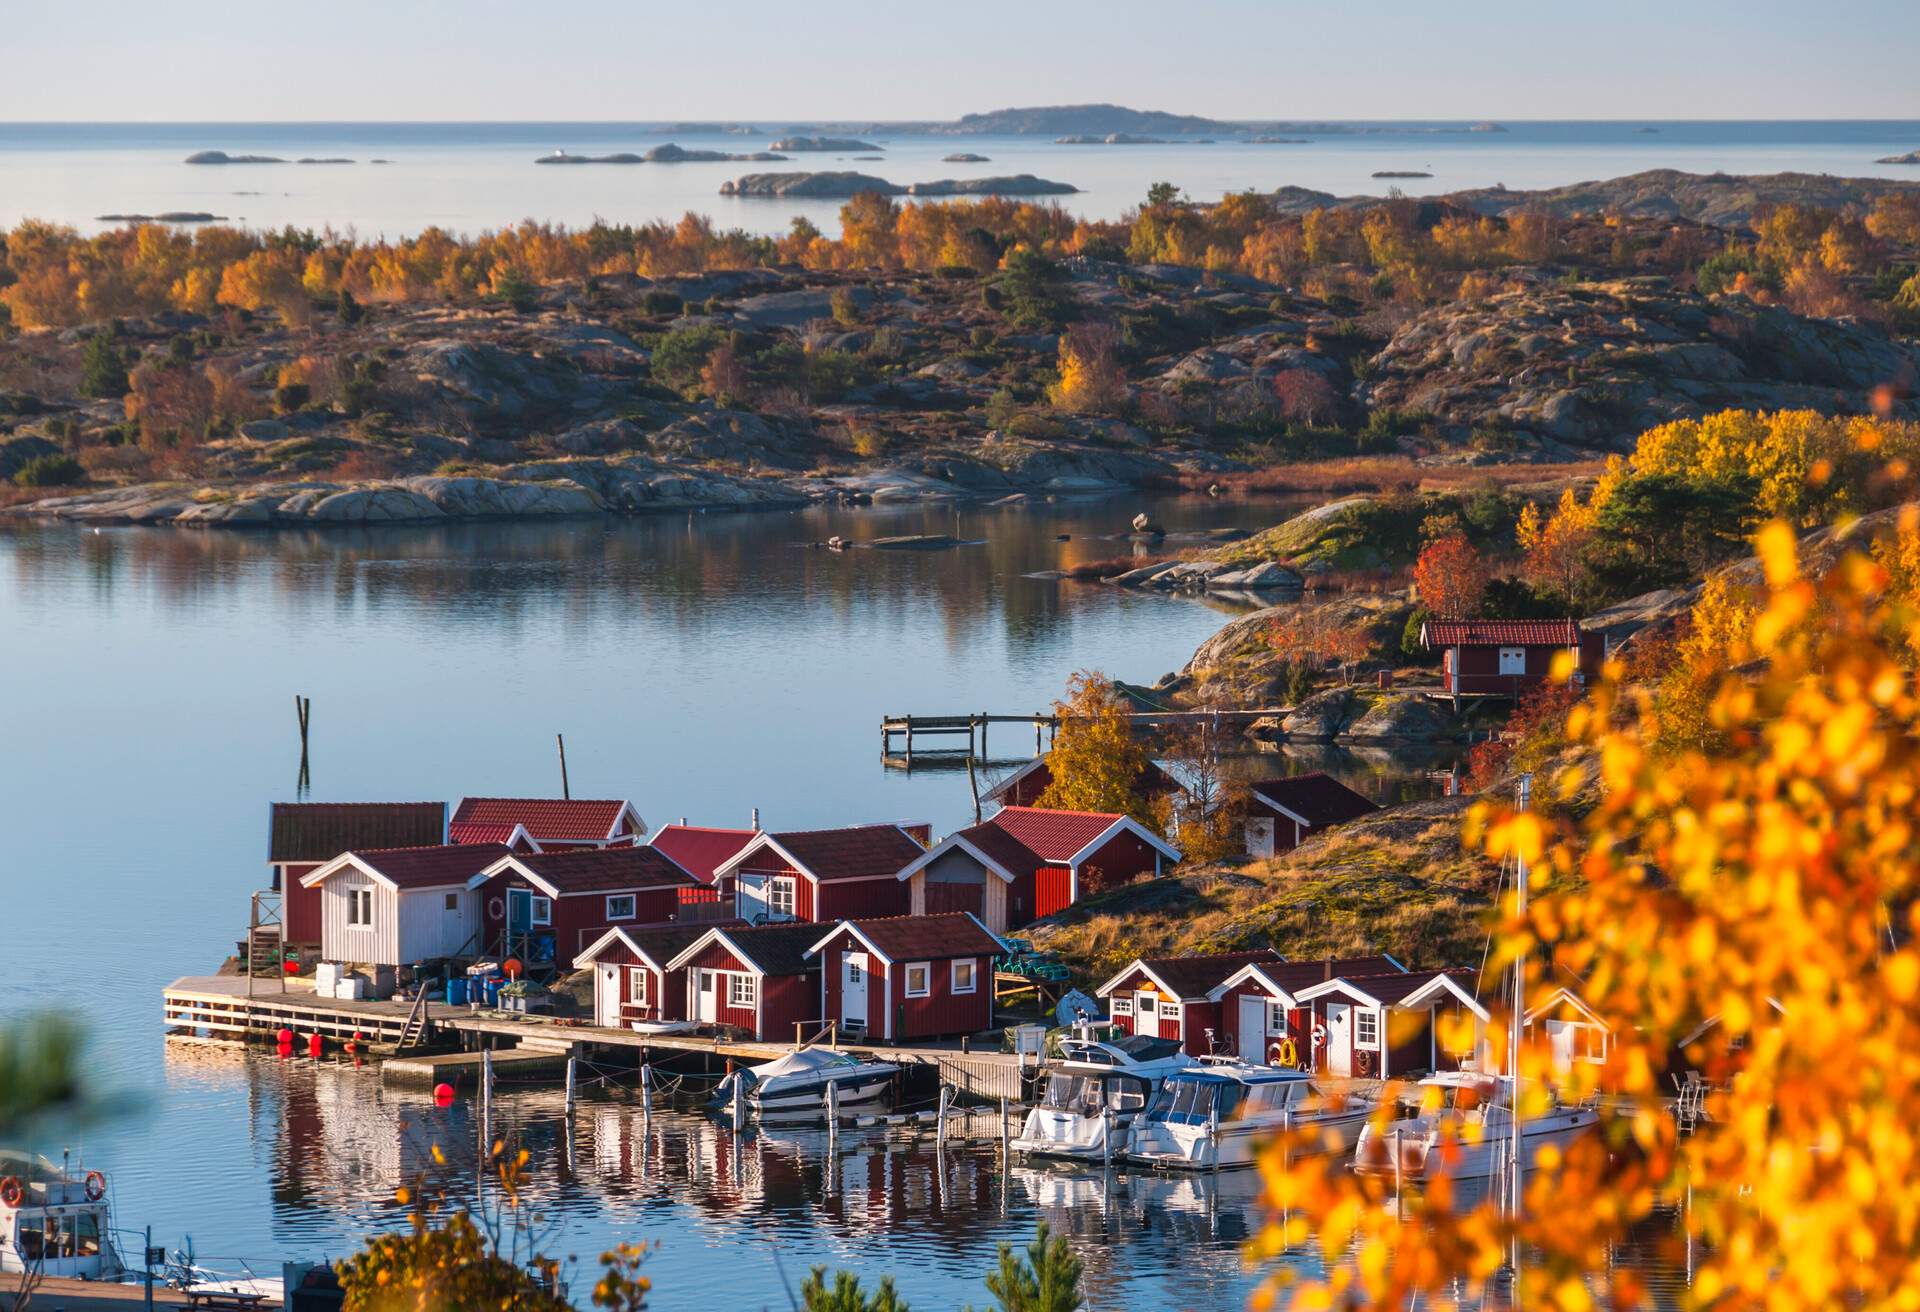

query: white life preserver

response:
[488,896,505,920]
[1312,1021,1328,1049]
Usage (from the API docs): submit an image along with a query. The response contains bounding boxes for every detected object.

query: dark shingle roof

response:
[347,843,512,890]
[837,913,1003,962]
[270,802,445,864]
[511,847,698,895]
[1249,773,1379,828]
[1131,950,1283,1000]
[763,825,927,882]
[721,922,830,976]
[1237,955,1409,994]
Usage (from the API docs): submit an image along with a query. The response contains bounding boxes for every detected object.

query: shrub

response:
[79,332,129,398]
[640,289,684,316]
[648,324,730,396]
[273,382,311,415]
[830,287,862,327]
[12,453,85,487]
[335,287,364,325]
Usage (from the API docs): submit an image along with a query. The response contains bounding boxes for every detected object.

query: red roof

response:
[748,824,928,882]
[826,913,1004,962]
[338,843,512,890]
[1123,950,1284,1000]
[978,806,1125,865]
[1420,619,1583,647]
[502,847,698,896]
[451,797,636,844]
[447,821,526,846]
[648,825,760,884]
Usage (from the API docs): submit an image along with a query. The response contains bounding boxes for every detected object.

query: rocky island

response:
[767,136,880,152]
[719,172,1076,197]
[936,103,1233,136]
[1055,132,1167,145]
[1878,149,1920,165]
[539,145,788,164]
[183,151,287,164]
[942,153,991,163]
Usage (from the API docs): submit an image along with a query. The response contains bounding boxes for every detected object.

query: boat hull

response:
[1010,1107,1137,1161]
[1353,1110,1596,1180]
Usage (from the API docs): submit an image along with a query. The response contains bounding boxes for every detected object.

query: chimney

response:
[679,816,688,827]
[751,807,761,831]
[1323,957,1333,981]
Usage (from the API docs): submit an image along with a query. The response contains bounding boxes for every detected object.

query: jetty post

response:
[564,1055,576,1116]
[640,1061,653,1122]
[1000,1096,1010,1164]
[556,733,570,799]
[935,1084,950,1154]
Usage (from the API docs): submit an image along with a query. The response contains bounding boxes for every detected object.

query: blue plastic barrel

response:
[483,977,503,1007]
[446,977,469,1006]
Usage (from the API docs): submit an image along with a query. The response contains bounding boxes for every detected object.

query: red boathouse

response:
[469,846,700,965]
[268,801,448,947]
[1419,619,1605,696]
[713,823,928,924]
[806,913,1006,1042]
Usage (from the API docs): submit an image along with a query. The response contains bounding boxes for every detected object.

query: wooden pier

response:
[164,976,1031,1100]
[880,706,1296,760]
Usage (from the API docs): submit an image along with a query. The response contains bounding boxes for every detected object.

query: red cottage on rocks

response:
[984,754,1182,812]
[1293,969,1489,1078]
[1242,773,1380,858]
[1207,954,1410,1066]
[572,922,733,1030]
[713,823,928,924]
[1095,950,1285,1057]
[661,923,827,1041]
[449,797,646,851]
[805,913,1006,1042]
[469,846,701,965]
[1418,619,1605,697]
[267,801,447,948]
[895,806,1181,933]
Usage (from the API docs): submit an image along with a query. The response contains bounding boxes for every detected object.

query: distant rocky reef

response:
[1878,149,1920,165]
[719,171,1077,198]
[95,211,226,223]
[766,136,880,152]
[1055,132,1167,145]
[184,151,360,165]
[938,103,1232,136]
[942,152,990,163]
[1372,170,1433,179]
[537,144,787,165]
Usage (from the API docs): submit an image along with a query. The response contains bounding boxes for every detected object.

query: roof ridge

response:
[997,804,1125,820]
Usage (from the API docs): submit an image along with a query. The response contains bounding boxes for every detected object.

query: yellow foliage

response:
[1035,671,1159,827]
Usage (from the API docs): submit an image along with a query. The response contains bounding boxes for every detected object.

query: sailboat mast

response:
[1511,772,1532,1220]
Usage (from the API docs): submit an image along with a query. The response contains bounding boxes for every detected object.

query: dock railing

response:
[794,1020,840,1051]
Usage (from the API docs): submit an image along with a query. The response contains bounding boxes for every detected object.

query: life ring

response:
[1355,1049,1375,1077]
[1311,1021,1328,1049]
[1274,1036,1300,1068]
[84,1170,106,1201]
[0,1176,20,1207]
[488,897,505,920]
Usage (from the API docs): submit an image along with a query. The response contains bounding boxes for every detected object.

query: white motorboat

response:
[1012,1033,1194,1161]
[0,1150,124,1280]
[1352,1071,1597,1181]
[712,1048,898,1122]
[1127,1061,1377,1170]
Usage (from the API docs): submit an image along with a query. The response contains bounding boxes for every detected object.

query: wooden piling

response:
[556,733,570,800]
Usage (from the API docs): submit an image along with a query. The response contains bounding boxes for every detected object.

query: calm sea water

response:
[1,495,1392,1308]
[0,120,1916,238]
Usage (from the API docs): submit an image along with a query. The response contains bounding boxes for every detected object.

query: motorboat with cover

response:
[0,1150,123,1280]
[712,1047,898,1121]
[1012,1033,1194,1160]
[1351,1070,1596,1181]
[1127,1060,1377,1170]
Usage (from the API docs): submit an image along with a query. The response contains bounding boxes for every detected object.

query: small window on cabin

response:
[905,963,931,997]
[1159,1002,1181,1020]
[1110,996,1132,1016]
[628,969,649,1004]
[1576,1022,1608,1062]
[530,896,552,926]
[1267,1001,1288,1032]
[444,892,460,912]
[769,878,796,919]
[952,959,977,994]
[347,889,373,927]
[728,974,756,1007]
[606,894,637,921]
[1355,1010,1380,1049]
[1498,646,1527,675]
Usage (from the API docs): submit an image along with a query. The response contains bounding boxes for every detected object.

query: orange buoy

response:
[503,957,523,980]
[308,1033,323,1058]
[434,1083,455,1105]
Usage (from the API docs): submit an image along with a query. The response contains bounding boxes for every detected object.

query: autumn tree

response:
[1047,321,1125,413]
[1270,367,1338,426]
[1160,717,1246,865]
[1412,530,1490,618]
[1258,511,1920,1310]
[1035,671,1156,825]
[1515,488,1595,606]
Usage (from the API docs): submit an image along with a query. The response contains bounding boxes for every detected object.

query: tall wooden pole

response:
[556,733,570,800]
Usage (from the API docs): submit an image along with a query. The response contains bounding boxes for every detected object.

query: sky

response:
[2,0,1917,122]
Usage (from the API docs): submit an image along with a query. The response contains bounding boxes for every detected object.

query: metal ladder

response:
[396,988,432,1052]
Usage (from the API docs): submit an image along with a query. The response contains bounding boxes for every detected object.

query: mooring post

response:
[1102,1105,1114,1172]
[556,733,570,800]
[826,1074,840,1154]
[1034,714,1043,755]
[967,754,982,824]
[564,1055,577,1116]
[1000,1095,1010,1163]
[936,1084,950,1154]
[905,717,914,762]
[640,1062,653,1121]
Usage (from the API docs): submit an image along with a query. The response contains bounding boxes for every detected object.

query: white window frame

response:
[951,959,977,995]
[1574,1021,1608,1063]
[768,877,796,921]
[728,973,757,1008]
[1266,1000,1288,1032]
[1498,646,1527,676]
[904,962,931,998]
[443,892,460,912]
[1159,1001,1181,1020]
[530,895,552,927]
[347,888,374,927]
[605,894,637,922]
[1354,1008,1380,1050]
[627,968,649,1005]
[1110,995,1132,1016]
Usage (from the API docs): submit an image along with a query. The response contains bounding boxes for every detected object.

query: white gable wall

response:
[320,867,397,965]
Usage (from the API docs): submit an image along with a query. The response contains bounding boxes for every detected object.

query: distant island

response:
[94,211,225,223]
[184,151,286,165]
[1636,127,1661,135]
[942,153,990,163]
[937,102,1232,136]
[1877,149,1920,165]
[294,157,354,165]
[537,145,787,165]
[1372,170,1433,178]
[719,171,1077,198]
[767,136,879,152]
[1243,136,1310,144]
[1468,122,1507,133]
[1055,132,1167,145]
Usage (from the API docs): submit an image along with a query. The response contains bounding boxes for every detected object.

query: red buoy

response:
[277,1028,294,1044]
[308,1033,323,1058]
[434,1083,455,1105]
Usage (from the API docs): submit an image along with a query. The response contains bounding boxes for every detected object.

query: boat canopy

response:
[747,1048,868,1081]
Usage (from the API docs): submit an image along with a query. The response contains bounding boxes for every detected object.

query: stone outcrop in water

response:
[719,171,1076,198]
[184,151,286,164]
[766,136,879,152]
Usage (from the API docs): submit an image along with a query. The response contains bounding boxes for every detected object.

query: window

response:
[1354,1009,1380,1049]
[769,878,796,920]
[346,888,373,927]
[628,968,649,1005]
[1574,1021,1608,1062]
[530,896,552,926]
[1159,1001,1181,1020]
[1110,996,1132,1016]
[444,892,460,912]
[904,963,931,997]
[1498,646,1527,676]
[606,894,637,921]
[728,973,757,1007]
[1267,1001,1289,1032]
[951,959,977,994]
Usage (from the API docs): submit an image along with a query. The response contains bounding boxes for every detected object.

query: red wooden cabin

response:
[805,913,1006,1042]
[895,806,1180,932]
[573,922,730,1029]
[449,797,646,850]
[1243,773,1379,858]
[1294,969,1488,1078]
[469,846,700,966]
[713,823,927,924]
[1095,950,1283,1057]
[1419,619,1605,696]
[646,823,759,884]
[268,801,446,947]
[984,754,1181,812]
[1207,955,1409,1066]
[661,923,826,1041]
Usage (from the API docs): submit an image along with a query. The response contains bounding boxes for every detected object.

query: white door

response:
[694,969,718,1023]
[1136,990,1159,1037]
[1237,995,1268,1062]
[736,874,768,922]
[1326,1003,1353,1076]
[597,965,622,1027]
[841,952,869,1030]
[1546,1019,1575,1078]
[1245,817,1275,859]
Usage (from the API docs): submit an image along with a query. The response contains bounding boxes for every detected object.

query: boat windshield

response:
[1040,1073,1151,1116]
[16,1211,104,1261]
[1418,1080,1500,1115]
[1147,1078,1245,1125]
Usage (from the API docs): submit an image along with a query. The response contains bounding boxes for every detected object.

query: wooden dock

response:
[880,706,1296,759]
[164,976,1031,1100]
